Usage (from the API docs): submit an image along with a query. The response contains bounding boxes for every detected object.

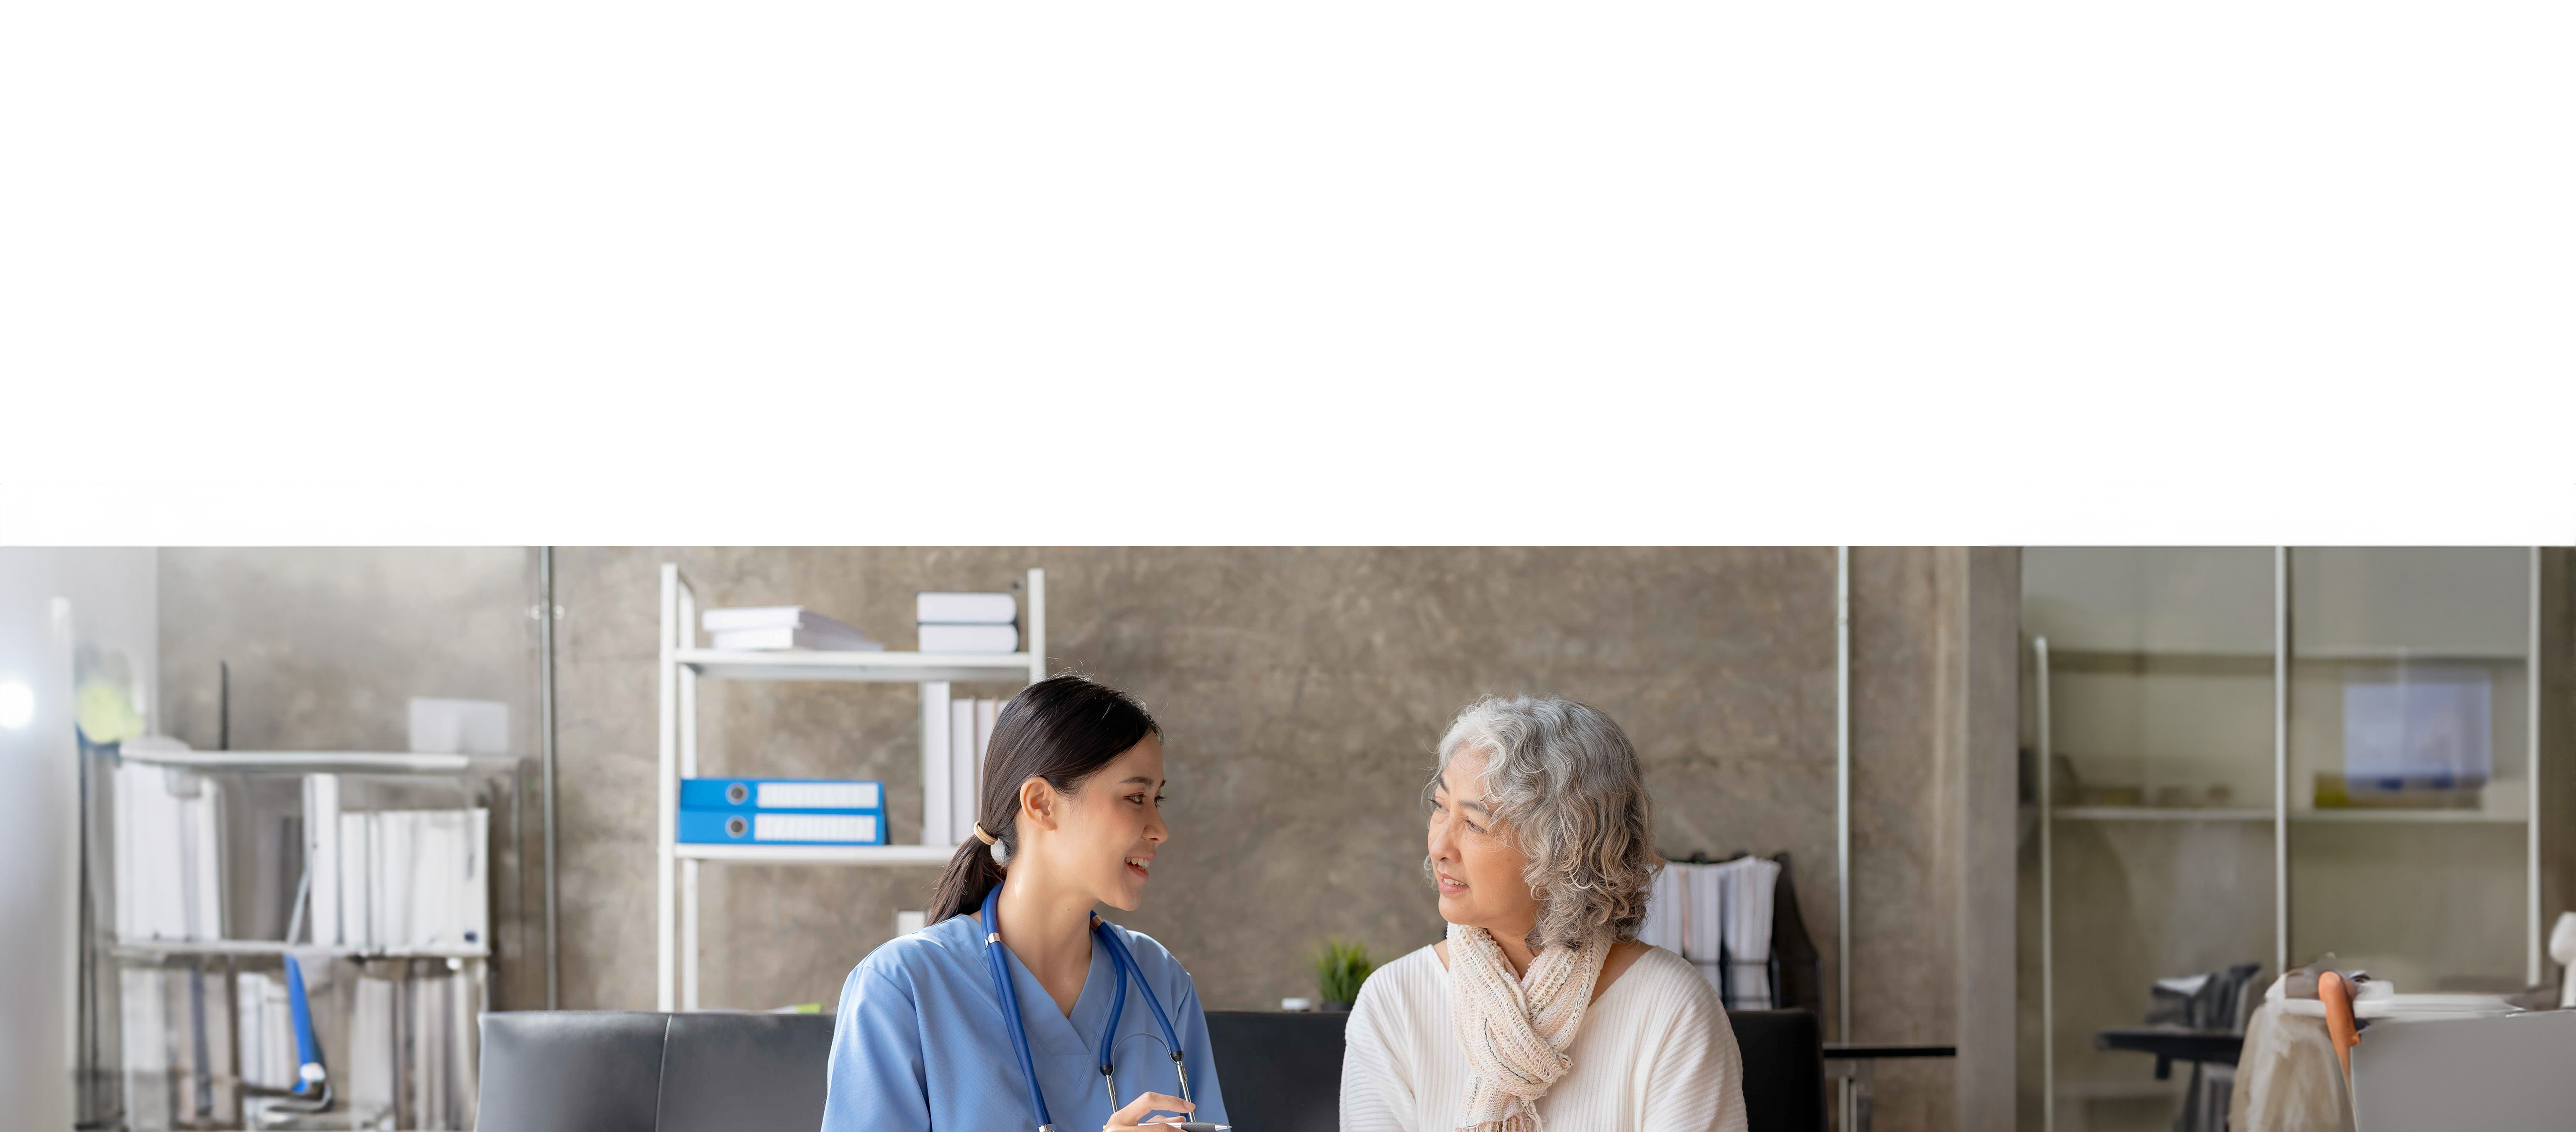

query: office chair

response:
[2095,961,2265,1132]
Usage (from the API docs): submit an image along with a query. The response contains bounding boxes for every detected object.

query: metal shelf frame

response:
[114,749,527,777]
[110,939,492,960]
[654,563,1046,1011]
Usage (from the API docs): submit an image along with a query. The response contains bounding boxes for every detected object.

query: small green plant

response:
[1312,939,1375,1005]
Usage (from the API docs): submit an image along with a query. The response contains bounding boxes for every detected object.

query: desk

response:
[2095,1027,2244,1076]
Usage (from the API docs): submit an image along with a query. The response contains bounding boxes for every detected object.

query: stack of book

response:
[302,775,492,952]
[227,958,480,1129]
[678,777,888,845]
[917,592,1018,653]
[947,698,1004,843]
[233,970,297,1091]
[701,606,885,652]
[347,960,478,1129]
[120,964,237,1126]
[1638,855,1783,1009]
[111,748,225,942]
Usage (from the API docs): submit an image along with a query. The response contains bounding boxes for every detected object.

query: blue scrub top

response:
[823,909,1229,1132]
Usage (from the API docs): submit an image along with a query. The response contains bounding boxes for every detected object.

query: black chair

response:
[1204,1007,1822,1132]
[1729,1009,1826,1132]
[1205,1011,1347,1132]
[480,1005,1821,1132]
[477,1011,832,1132]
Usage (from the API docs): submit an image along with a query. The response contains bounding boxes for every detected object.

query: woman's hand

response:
[1103,1091,1193,1130]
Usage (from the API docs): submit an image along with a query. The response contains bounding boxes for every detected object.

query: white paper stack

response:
[366,810,488,951]
[702,607,884,652]
[917,592,1018,653]
[336,958,477,1129]
[306,774,342,945]
[1638,865,1691,955]
[113,750,224,942]
[1654,857,1785,1008]
[1681,863,1728,993]
[949,698,1004,841]
[235,971,296,1090]
[348,973,397,1119]
[1718,856,1782,1009]
[122,965,236,1125]
[119,967,170,1121]
[303,777,490,952]
[404,969,471,1129]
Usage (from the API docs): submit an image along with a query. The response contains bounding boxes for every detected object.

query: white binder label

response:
[753,813,878,843]
[756,782,881,810]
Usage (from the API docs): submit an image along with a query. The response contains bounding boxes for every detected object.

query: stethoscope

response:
[980,884,1194,1132]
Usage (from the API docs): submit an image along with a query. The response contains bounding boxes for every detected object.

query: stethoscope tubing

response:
[981,884,1192,1132]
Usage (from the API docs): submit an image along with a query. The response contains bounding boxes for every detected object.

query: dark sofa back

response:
[478,1005,1821,1132]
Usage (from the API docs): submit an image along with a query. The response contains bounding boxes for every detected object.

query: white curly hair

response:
[1424,695,1662,949]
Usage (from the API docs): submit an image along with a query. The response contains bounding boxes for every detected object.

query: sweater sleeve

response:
[1638,974,1750,1132]
[1339,967,1419,1132]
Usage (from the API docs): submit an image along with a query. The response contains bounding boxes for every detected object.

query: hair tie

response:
[972,823,998,846]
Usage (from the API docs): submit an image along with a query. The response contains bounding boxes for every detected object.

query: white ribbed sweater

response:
[1340,943,1750,1132]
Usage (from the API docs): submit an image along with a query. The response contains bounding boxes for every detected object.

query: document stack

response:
[678,777,888,845]
[702,606,886,652]
[111,750,225,942]
[920,694,1010,846]
[226,957,482,1130]
[302,775,492,951]
[1638,855,1783,1009]
[916,591,1019,653]
[120,961,239,1127]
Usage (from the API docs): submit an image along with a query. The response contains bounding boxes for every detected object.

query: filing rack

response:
[653,563,1046,1011]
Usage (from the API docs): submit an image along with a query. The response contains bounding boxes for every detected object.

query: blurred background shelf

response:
[2051,807,2273,822]
[676,649,1038,684]
[114,749,526,777]
[109,939,491,960]
[2289,809,2527,825]
[673,843,959,866]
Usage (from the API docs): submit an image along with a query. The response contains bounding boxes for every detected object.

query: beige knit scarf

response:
[1445,922,1611,1132]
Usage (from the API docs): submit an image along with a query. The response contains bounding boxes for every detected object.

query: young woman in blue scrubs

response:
[823,675,1227,1132]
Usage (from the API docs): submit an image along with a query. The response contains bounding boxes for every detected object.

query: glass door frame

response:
[2032,545,2542,1132]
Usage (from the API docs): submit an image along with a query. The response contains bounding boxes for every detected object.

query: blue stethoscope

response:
[980,884,1193,1132]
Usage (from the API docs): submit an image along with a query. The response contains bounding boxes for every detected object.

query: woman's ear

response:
[1019,776,1060,833]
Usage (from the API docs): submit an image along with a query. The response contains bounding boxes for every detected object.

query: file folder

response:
[680,778,882,812]
[677,809,884,845]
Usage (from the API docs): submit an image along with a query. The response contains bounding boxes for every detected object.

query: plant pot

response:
[1322,1000,1353,1012]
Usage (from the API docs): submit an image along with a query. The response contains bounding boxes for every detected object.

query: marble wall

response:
[157,546,2020,1131]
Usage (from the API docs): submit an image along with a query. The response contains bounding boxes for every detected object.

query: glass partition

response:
[2287,547,2534,992]
[2024,548,2278,1132]
[2023,545,2544,1132]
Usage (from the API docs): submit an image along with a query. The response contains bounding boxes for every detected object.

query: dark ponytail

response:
[926,674,1161,924]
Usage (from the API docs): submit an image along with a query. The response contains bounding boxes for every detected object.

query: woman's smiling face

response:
[1058,735,1169,911]
[1426,746,1540,937]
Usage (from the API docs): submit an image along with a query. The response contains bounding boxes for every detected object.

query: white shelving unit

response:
[655,563,1046,1011]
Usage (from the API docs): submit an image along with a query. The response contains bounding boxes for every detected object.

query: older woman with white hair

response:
[1341,696,1747,1132]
